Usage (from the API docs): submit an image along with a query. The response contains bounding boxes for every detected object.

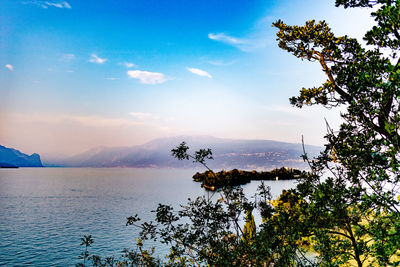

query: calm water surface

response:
[0,168,295,266]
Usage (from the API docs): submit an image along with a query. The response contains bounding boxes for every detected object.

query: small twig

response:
[301,135,314,172]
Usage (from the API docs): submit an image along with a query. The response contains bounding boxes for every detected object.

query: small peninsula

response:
[193,167,302,190]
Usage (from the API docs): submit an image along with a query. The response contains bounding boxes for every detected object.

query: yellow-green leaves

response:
[242,210,256,244]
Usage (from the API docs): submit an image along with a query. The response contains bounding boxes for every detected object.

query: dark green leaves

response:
[171,142,214,172]
[275,0,400,265]
[171,142,190,161]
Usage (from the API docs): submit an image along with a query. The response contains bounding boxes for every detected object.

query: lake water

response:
[0,168,296,266]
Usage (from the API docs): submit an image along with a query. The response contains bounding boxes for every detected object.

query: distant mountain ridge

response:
[44,136,322,170]
[0,145,43,167]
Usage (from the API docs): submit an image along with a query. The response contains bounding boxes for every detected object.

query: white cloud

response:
[124,62,136,68]
[208,33,248,51]
[45,1,71,8]
[187,67,212,78]
[127,70,168,84]
[27,1,72,9]
[5,64,13,71]
[89,54,107,64]
[209,33,243,45]
[208,33,268,52]
[106,77,119,80]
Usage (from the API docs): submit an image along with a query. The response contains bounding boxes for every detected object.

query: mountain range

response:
[0,145,43,167]
[43,136,322,170]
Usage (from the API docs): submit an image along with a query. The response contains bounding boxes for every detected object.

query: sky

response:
[0,0,375,157]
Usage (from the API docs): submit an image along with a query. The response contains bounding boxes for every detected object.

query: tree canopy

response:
[76,1,400,266]
[273,0,400,265]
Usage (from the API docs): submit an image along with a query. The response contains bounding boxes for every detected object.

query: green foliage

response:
[192,167,302,190]
[125,183,318,266]
[242,209,256,244]
[77,183,317,266]
[77,235,94,267]
[77,1,400,266]
[273,0,400,265]
[171,142,214,172]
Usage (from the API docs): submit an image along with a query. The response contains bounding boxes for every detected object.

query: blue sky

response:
[0,0,374,156]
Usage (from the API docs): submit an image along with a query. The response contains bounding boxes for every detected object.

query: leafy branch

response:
[171,142,214,172]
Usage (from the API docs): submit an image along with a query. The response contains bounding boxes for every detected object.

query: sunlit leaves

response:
[275,0,400,265]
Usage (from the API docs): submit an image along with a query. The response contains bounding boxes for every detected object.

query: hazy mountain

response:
[44,136,322,170]
[0,145,43,167]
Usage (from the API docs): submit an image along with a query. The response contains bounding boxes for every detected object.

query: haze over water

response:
[0,168,295,265]
[0,0,376,265]
[1,0,373,157]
